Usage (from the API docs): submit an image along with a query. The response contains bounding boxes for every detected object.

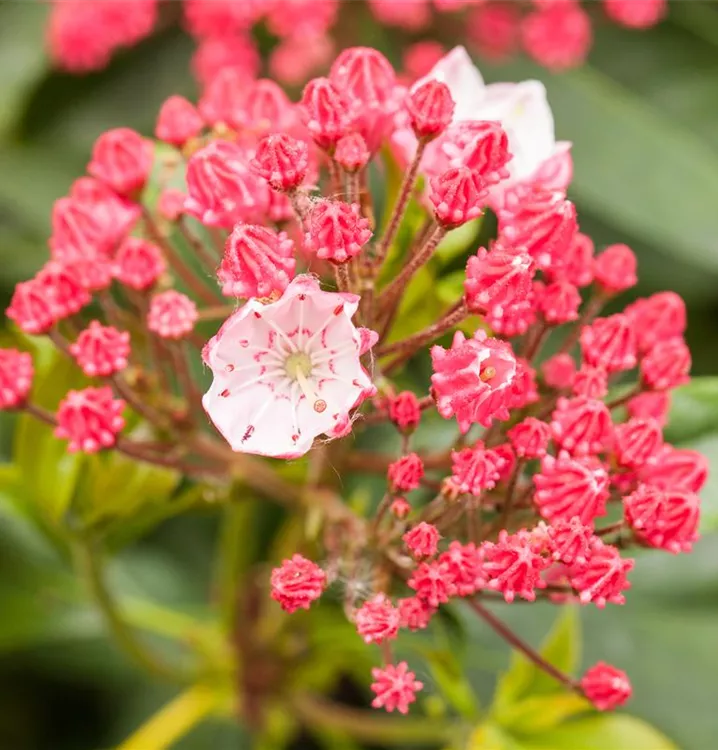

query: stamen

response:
[481,366,496,382]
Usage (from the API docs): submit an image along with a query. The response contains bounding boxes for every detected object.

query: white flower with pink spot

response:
[202,275,377,458]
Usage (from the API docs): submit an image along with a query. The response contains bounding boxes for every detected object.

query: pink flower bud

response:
[581,662,632,711]
[626,291,687,354]
[403,522,441,558]
[184,140,269,228]
[88,128,153,196]
[330,47,396,108]
[6,279,57,335]
[558,231,595,287]
[481,529,550,603]
[603,0,665,28]
[614,418,663,468]
[542,353,576,390]
[467,3,521,62]
[580,314,637,373]
[500,188,578,272]
[70,321,131,377]
[398,596,435,631]
[638,445,708,494]
[158,189,186,222]
[446,121,512,184]
[355,593,400,644]
[547,517,593,566]
[191,33,259,89]
[390,497,412,519]
[147,291,198,340]
[0,348,34,410]
[37,262,91,321]
[624,485,700,553]
[508,417,552,459]
[219,223,296,299]
[450,443,504,493]
[534,453,610,526]
[406,80,455,139]
[572,366,608,399]
[300,77,351,150]
[113,237,166,290]
[403,41,446,80]
[198,67,249,129]
[251,134,309,191]
[438,541,487,596]
[370,662,423,714]
[522,2,592,71]
[627,390,671,427]
[537,279,581,324]
[334,133,371,173]
[408,560,457,606]
[641,337,691,391]
[55,386,125,453]
[270,554,326,613]
[551,396,613,456]
[430,166,487,228]
[155,96,204,146]
[569,538,633,607]
[464,245,534,314]
[593,243,637,294]
[389,391,422,432]
[304,199,372,264]
[388,453,424,492]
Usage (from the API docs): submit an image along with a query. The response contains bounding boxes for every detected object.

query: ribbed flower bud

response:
[251,134,309,191]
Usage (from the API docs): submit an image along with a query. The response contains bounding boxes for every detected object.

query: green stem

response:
[216,501,250,635]
[292,693,455,746]
[73,539,190,683]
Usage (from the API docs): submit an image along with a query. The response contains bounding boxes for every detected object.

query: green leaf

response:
[0,3,49,140]
[517,714,678,750]
[494,607,580,710]
[493,694,589,736]
[435,218,482,266]
[421,648,480,720]
[664,377,718,444]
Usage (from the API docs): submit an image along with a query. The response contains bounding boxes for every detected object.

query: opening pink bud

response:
[251,134,309,191]
[406,80,455,139]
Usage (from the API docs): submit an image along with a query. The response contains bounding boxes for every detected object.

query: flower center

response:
[285,351,313,380]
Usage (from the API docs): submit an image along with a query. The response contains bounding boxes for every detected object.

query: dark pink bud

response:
[219,224,295,299]
[6,279,57,335]
[430,166,487,228]
[638,445,708,494]
[270,554,326,613]
[547,517,593,566]
[304,199,372,264]
[388,453,424,492]
[37,261,91,321]
[300,77,351,150]
[508,417,552,459]
[451,443,505,494]
[446,121,512,184]
[88,128,153,196]
[155,95,204,146]
[572,366,608,400]
[569,538,633,607]
[481,529,550,603]
[464,245,533,314]
[389,391,422,432]
[625,291,687,354]
[251,134,309,192]
[522,2,592,71]
[627,390,671,427]
[147,291,198,340]
[534,453,610,526]
[603,0,666,28]
[641,338,691,391]
[55,386,125,453]
[355,593,400,645]
[406,80,455,139]
[580,314,637,373]
[198,67,249,129]
[334,133,371,173]
[581,662,632,711]
[70,321,131,377]
[403,522,441,558]
[0,348,34,410]
[542,353,576,390]
[614,418,663,468]
[624,485,700,553]
[551,396,613,456]
[113,237,166,290]
[330,47,396,108]
[593,243,637,294]
[536,279,581,325]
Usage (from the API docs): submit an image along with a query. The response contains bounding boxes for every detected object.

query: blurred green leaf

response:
[516,714,678,750]
[421,648,480,720]
[494,608,580,711]
[0,3,49,140]
[664,377,718,444]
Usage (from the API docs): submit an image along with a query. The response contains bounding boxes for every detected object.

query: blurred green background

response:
[2,2,718,748]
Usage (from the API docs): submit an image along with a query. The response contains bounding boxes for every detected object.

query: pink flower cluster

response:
[47,0,667,80]
[1,44,702,722]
